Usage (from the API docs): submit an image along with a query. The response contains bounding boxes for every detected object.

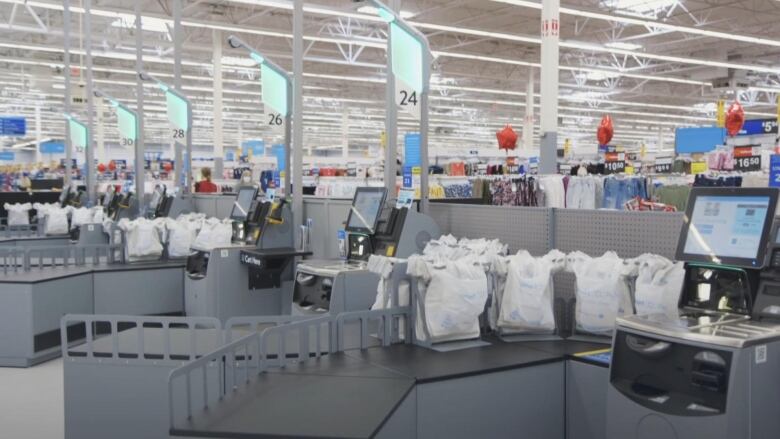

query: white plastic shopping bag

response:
[71,207,93,227]
[4,202,31,226]
[421,259,488,343]
[633,254,684,317]
[567,251,634,335]
[497,250,566,333]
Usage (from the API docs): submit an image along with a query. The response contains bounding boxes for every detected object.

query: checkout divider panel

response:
[428,204,553,255]
[301,197,352,259]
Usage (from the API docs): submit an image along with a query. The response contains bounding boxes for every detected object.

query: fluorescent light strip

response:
[490,0,780,49]
[0,0,751,84]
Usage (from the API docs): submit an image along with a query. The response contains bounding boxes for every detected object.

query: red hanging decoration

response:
[597,115,614,146]
[725,101,745,137]
[496,124,518,151]
[108,160,117,171]
[163,162,173,172]
[97,163,106,173]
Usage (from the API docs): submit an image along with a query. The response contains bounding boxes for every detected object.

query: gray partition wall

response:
[428,204,553,256]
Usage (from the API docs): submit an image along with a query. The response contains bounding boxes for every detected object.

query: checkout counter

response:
[184,187,307,321]
[607,187,780,439]
[293,187,440,315]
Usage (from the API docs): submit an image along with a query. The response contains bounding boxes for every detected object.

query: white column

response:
[658,126,665,151]
[341,110,349,158]
[213,29,224,177]
[83,0,96,204]
[292,0,304,236]
[539,0,560,174]
[96,97,105,164]
[34,104,42,165]
[524,68,535,150]
[383,0,401,195]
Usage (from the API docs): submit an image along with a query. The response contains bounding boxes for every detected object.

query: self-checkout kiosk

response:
[184,187,303,321]
[293,187,440,315]
[148,185,193,219]
[607,187,780,439]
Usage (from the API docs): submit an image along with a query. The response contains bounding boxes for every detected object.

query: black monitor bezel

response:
[676,187,779,269]
[345,187,388,234]
[230,187,259,221]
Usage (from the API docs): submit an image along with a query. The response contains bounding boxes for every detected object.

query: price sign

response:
[654,157,673,173]
[604,160,626,174]
[691,161,708,174]
[735,155,762,172]
[395,78,421,121]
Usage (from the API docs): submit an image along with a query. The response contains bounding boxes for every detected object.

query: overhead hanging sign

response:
[391,22,423,121]
[716,100,726,128]
[0,117,26,136]
[261,64,288,134]
[165,90,190,142]
[40,141,65,154]
[68,118,88,150]
[116,105,137,147]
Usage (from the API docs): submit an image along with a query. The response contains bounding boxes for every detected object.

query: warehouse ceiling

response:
[1,0,780,158]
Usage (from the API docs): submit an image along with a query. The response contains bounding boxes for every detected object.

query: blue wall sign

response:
[272,144,286,172]
[770,155,780,188]
[738,119,778,136]
[40,141,65,154]
[0,152,15,161]
[0,117,26,136]
[402,166,413,188]
[241,140,265,156]
[675,127,725,154]
[404,133,421,167]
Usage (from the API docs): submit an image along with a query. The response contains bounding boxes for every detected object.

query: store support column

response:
[135,0,145,213]
[524,67,535,150]
[383,0,401,197]
[63,0,72,186]
[83,0,96,205]
[539,0,560,174]
[213,29,224,177]
[34,105,42,165]
[342,110,349,158]
[292,0,304,241]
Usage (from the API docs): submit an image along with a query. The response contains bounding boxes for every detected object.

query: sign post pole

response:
[138,72,193,194]
[227,35,293,197]
[371,0,432,213]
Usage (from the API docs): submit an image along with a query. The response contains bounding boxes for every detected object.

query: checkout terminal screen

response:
[231,188,256,220]
[682,195,771,263]
[149,187,164,210]
[347,189,385,233]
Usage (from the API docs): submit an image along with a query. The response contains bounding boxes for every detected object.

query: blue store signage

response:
[40,141,65,154]
[0,117,26,136]
[404,133,421,168]
[739,119,778,136]
[770,155,780,188]
[0,152,15,161]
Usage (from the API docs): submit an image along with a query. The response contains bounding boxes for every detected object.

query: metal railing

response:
[61,314,222,365]
[168,306,411,429]
[0,243,124,273]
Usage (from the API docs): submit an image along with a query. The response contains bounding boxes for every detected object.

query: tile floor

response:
[0,359,64,439]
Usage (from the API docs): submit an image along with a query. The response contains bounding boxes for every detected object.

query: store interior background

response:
[2,0,779,185]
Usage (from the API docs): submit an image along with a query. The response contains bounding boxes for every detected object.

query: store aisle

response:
[0,359,63,439]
